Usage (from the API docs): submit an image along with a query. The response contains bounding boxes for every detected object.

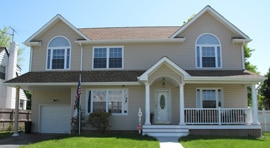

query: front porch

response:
[143,107,261,137]
[137,57,263,137]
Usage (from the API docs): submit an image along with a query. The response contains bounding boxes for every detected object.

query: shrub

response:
[88,111,111,133]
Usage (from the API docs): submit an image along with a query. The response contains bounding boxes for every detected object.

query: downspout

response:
[29,47,33,72]
[241,41,246,70]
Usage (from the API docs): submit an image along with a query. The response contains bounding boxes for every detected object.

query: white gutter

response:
[23,41,42,47]
[185,76,266,84]
[74,38,185,45]
[5,81,141,87]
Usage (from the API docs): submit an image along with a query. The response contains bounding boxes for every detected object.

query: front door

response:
[155,90,170,124]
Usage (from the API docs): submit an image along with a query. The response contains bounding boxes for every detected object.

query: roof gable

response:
[138,56,190,81]
[170,5,251,41]
[24,14,90,46]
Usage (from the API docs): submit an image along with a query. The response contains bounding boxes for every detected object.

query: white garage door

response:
[40,105,71,133]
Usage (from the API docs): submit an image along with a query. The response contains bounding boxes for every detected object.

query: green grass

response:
[180,133,270,148]
[21,133,159,148]
[0,131,12,138]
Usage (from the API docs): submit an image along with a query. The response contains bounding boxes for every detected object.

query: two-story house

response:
[0,43,27,110]
[6,5,265,137]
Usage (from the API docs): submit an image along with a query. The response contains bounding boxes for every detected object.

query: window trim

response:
[196,88,223,108]
[46,36,71,70]
[92,46,124,69]
[195,33,222,69]
[86,89,128,115]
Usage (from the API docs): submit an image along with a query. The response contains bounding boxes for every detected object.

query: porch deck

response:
[142,108,261,137]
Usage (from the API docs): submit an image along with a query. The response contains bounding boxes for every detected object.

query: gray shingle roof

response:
[78,26,180,40]
[5,70,263,84]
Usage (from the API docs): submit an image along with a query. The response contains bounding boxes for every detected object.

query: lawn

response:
[0,131,12,138]
[21,132,159,148]
[180,132,270,148]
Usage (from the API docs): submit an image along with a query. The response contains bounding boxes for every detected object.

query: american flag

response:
[73,74,81,118]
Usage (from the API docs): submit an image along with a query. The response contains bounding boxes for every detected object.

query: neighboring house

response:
[0,43,27,110]
[6,5,265,137]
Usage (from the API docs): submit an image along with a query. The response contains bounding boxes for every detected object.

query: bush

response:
[88,111,111,133]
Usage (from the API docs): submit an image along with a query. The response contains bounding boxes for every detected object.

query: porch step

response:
[142,125,189,137]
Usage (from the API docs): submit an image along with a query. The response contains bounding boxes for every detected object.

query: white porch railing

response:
[185,108,252,125]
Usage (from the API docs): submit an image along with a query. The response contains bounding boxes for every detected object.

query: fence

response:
[258,109,270,132]
[0,109,31,130]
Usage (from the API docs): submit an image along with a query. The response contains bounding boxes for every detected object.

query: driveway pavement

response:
[0,133,64,148]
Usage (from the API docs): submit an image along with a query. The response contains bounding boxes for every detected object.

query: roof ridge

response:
[79,26,181,29]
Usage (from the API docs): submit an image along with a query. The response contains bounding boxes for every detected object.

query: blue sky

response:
[1,0,269,75]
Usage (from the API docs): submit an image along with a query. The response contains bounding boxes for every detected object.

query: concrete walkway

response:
[156,136,184,148]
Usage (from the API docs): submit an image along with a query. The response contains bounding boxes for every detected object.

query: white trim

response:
[75,38,185,45]
[196,88,223,108]
[92,46,124,70]
[170,5,250,40]
[154,89,171,124]
[185,76,265,84]
[24,14,89,46]
[184,125,261,129]
[46,36,71,70]
[86,89,128,115]
[4,81,141,87]
[138,57,190,81]
[195,33,222,69]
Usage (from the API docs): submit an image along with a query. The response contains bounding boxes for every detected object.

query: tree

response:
[260,68,270,109]
[243,44,259,106]
[244,44,258,73]
[0,27,11,47]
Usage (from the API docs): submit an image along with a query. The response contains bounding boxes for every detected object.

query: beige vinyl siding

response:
[184,84,248,108]
[82,86,145,130]
[30,12,243,72]
[31,87,71,132]
[31,20,82,72]
[178,12,243,70]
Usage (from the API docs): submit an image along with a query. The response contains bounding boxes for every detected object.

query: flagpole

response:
[78,73,81,135]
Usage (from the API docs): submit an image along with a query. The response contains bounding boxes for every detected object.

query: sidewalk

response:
[156,136,184,148]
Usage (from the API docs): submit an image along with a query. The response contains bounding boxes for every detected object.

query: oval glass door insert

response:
[160,95,165,109]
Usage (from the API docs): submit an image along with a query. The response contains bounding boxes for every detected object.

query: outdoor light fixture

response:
[162,78,166,88]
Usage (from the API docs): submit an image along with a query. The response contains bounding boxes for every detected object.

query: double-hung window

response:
[196,88,223,108]
[196,34,222,68]
[93,47,123,69]
[47,36,70,70]
[87,89,128,115]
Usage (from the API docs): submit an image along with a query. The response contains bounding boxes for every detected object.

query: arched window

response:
[47,36,70,70]
[195,34,222,68]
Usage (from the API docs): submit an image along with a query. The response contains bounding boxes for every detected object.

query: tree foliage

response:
[260,68,270,109]
[0,27,11,48]
[244,44,258,73]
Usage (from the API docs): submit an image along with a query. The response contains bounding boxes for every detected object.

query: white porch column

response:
[145,82,151,125]
[12,87,20,137]
[251,84,259,125]
[179,83,185,125]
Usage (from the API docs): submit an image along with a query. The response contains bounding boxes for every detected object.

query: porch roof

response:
[5,70,264,86]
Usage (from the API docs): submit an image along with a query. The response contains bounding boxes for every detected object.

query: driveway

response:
[0,133,65,148]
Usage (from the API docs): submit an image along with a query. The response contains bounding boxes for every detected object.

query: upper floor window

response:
[196,34,222,68]
[93,46,123,69]
[196,88,223,108]
[47,36,70,70]
[0,65,5,80]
